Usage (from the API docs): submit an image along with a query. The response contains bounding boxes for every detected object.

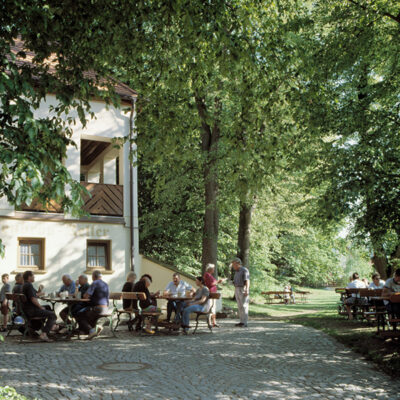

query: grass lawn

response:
[221,286,400,378]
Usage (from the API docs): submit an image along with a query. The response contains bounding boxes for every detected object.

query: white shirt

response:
[368,280,385,289]
[165,280,192,295]
[347,279,367,297]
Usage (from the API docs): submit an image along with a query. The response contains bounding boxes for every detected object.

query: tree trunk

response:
[237,198,256,268]
[371,253,388,279]
[195,94,220,275]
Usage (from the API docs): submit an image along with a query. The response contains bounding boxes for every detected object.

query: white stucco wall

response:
[0,218,130,292]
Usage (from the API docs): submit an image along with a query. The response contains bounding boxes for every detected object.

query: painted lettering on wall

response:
[75,225,109,237]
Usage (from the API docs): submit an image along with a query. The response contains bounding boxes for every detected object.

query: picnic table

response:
[40,296,90,337]
[261,291,310,304]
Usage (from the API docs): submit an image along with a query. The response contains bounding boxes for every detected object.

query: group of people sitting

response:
[0,270,109,341]
[120,264,221,334]
[344,270,400,320]
[0,260,226,339]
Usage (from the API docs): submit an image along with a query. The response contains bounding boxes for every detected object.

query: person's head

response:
[126,271,137,283]
[1,273,9,284]
[172,273,181,285]
[142,276,152,288]
[352,272,359,281]
[195,276,205,287]
[62,274,73,286]
[15,273,23,285]
[206,263,215,274]
[23,270,34,283]
[92,270,102,281]
[141,274,152,282]
[78,274,88,286]
[371,273,381,285]
[231,257,242,271]
[393,268,400,284]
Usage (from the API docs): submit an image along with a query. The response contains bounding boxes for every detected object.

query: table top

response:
[40,296,90,303]
[156,295,193,301]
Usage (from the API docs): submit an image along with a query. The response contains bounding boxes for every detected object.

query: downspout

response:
[129,96,137,271]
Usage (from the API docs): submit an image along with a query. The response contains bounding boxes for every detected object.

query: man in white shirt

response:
[345,272,367,320]
[164,273,192,322]
[368,273,385,289]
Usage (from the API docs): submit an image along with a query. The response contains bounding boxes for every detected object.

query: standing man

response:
[232,257,250,327]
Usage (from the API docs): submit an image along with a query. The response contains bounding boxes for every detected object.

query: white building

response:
[0,41,196,293]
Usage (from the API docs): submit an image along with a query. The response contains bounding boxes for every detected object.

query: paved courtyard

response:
[0,319,398,400]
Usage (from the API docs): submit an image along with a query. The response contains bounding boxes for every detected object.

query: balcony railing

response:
[19,182,123,217]
[81,182,123,217]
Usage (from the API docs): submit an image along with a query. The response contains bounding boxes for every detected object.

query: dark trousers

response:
[26,307,57,334]
[386,302,400,319]
[166,300,184,322]
[76,306,109,334]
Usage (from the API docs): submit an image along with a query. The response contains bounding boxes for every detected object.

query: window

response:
[18,238,45,271]
[86,240,111,271]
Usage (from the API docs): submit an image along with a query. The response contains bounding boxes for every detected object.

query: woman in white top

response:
[368,273,385,289]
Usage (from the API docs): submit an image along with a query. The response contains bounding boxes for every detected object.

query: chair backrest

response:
[6,293,27,302]
[109,292,122,301]
[209,292,221,300]
[345,288,360,295]
[122,292,146,300]
[389,294,400,303]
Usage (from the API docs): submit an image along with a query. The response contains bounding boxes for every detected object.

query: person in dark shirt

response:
[132,274,159,334]
[11,273,23,316]
[122,271,137,310]
[75,270,110,339]
[21,270,57,342]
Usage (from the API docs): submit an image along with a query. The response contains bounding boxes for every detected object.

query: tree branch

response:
[347,0,400,24]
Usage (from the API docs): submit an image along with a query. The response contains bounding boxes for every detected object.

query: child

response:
[0,273,11,331]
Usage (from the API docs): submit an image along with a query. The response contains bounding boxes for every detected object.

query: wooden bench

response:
[192,293,221,334]
[343,288,383,320]
[110,291,161,333]
[5,293,46,341]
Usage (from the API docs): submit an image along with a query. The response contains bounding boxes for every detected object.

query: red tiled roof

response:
[9,38,136,101]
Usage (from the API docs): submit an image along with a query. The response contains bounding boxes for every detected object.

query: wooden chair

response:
[192,293,221,334]
[5,293,46,341]
[112,292,144,331]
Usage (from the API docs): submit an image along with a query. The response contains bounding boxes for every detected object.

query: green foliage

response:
[0,1,121,217]
[0,387,29,400]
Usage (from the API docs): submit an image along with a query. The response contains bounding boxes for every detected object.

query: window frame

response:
[17,237,45,271]
[86,240,112,272]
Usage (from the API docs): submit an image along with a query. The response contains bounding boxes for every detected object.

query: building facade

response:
[0,92,141,292]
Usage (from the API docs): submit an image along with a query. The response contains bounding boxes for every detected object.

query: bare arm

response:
[244,280,250,296]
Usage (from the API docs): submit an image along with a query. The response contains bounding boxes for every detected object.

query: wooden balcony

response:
[19,182,123,217]
[81,182,123,217]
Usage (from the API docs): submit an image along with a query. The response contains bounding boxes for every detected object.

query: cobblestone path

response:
[0,320,398,399]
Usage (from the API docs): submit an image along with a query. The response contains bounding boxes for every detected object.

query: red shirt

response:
[203,272,218,293]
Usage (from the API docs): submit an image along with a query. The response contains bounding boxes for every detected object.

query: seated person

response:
[76,270,110,340]
[181,276,210,334]
[122,271,137,310]
[69,274,90,317]
[382,268,400,319]
[57,274,76,296]
[132,274,159,334]
[369,273,385,289]
[164,273,192,323]
[345,272,367,320]
[1,273,11,332]
[21,270,57,342]
[12,273,24,294]
[76,270,109,340]
[11,273,24,317]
